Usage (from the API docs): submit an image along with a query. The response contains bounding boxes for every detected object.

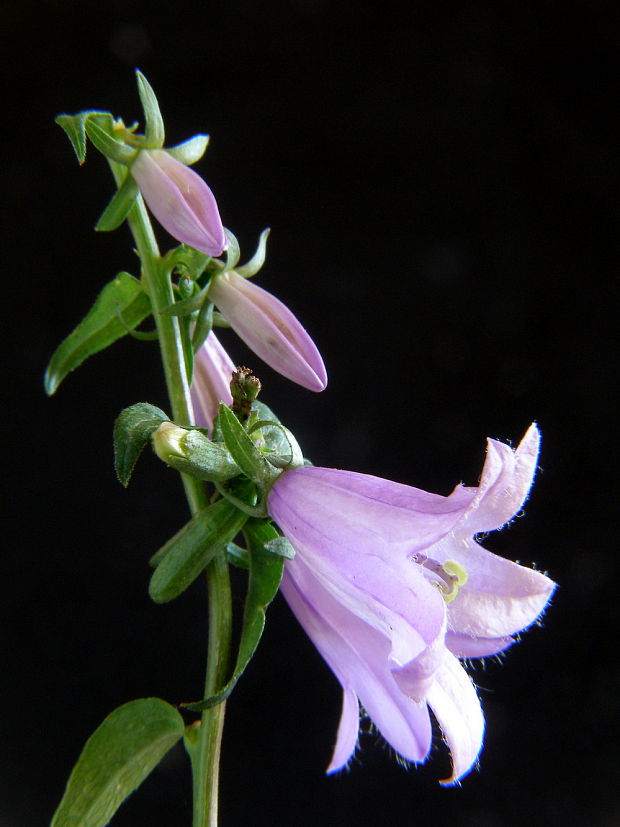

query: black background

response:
[2,1,617,825]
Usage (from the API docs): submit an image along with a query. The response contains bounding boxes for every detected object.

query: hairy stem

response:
[111,161,231,826]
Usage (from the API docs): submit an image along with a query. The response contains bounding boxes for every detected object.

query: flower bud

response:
[230,366,261,421]
[208,270,327,391]
[152,421,240,482]
[191,332,236,432]
[131,149,226,256]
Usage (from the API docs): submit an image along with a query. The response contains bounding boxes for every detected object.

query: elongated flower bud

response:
[208,270,327,391]
[191,332,236,432]
[131,149,226,256]
[152,421,240,481]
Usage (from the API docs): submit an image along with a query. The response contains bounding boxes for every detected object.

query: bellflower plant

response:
[46,70,555,827]
[267,424,555,782]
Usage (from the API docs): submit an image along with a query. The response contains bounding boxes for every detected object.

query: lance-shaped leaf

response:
[184,520,285,711]
[218,403,277,488]
[114,403,170,487]
[95,171,139,231]
[50,698,184,827]
[149,498,248,603]
[44,272,152,395]
[55,111,113,164]
[85,117,138,165]
[135,70,165,148]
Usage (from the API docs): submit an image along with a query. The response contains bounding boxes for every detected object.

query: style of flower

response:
[266,423,555,783]
[208,269,327,391]
[190,332,235,431]
[131,149,227,257]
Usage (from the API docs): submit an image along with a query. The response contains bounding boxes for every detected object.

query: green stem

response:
[111,162,231,826]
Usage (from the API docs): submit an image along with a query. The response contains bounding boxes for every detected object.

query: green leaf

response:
[167,134,209,165]
[149,498,248,603]
[114,402,169,487]
[44,272,152,395]
[218,404,276,488]
[85,118,138,165]
[55,111,112,164]
[236,227,271,278]
[50,698,184,827]
[95,171,139,231]
[183,520,285,711]
[135,70,165,148]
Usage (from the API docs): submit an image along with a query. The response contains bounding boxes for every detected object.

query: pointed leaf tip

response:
[135,70,165,148]
[50,698,184,827]
[114,402,169,486]
[44,272,152,395]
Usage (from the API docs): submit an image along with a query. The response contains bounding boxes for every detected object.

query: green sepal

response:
[179,312,194,384]
[166,244,216,282]
[223,229,240,270]
[148,496,249,603]
[114,403,170,487]
[55,111,112,164]
[50,698,184,827]
[135,70,165,148]
[250,401,304,469]
[183,520,285,711]
[191,298,214,353]
[167,134,209,165]
[225,541,250,569]
[44,272,152,395]
[160,282,210,316]
[237,227,271,277]
[218,404,278,489]
[263,535,296,559]
[85,117,138,165]
[95,170,139,231]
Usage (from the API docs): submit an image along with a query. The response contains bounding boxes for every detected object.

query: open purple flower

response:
[131,149,227,256]
[190,331,235,431]
[267,424,555,783]
[208,270,327,391]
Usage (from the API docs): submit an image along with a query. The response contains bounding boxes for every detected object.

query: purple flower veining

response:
[267,423,555,783]
[208,270,327,392]
[131,149,227,257]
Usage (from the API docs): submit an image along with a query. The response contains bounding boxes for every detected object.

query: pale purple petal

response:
[281,561,433,770]
[434,536,556,638]
[190,332,235,431]
[269,425,553,781]
[331,686,360,774]
[269,465,476,559]
[208,270,327,391]
[269,468,448,664]
[131,149,226,256]
[445,631,514,658]
[426,652,484,784]
[454,423,541,536]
